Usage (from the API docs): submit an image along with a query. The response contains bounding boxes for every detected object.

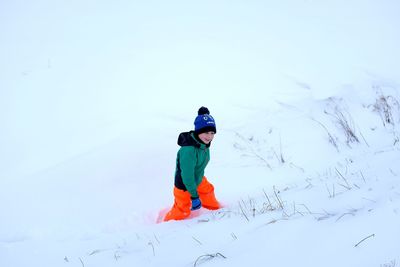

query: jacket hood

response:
[177,131,210,148]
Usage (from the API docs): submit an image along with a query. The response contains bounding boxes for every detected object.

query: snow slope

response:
[1,1,399,266]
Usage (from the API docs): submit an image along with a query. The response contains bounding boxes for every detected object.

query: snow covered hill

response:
[1,1,399,266]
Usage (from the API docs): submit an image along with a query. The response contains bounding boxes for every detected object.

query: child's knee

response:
[197,177,215,194]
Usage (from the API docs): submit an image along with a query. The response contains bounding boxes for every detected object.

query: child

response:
[164,107,220,221]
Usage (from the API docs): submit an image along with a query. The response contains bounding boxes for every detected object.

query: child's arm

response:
[179,147,199,198]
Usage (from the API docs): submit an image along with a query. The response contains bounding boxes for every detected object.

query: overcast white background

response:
[1,1,399,266]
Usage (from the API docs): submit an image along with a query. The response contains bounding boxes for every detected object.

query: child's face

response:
[198,131,215,144]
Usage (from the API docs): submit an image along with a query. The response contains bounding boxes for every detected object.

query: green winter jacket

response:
[174,131,210,198]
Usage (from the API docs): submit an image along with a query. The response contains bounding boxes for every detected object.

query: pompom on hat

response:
[194,107,217,134]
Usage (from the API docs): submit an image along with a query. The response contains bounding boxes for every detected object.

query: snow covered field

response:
[1,1,399,266]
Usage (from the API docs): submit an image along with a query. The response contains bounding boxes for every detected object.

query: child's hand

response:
[191,197,202,210]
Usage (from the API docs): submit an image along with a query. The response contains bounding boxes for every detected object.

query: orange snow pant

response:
[164,177,220,221]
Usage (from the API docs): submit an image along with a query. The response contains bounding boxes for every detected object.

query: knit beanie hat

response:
[194,107,217,134]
